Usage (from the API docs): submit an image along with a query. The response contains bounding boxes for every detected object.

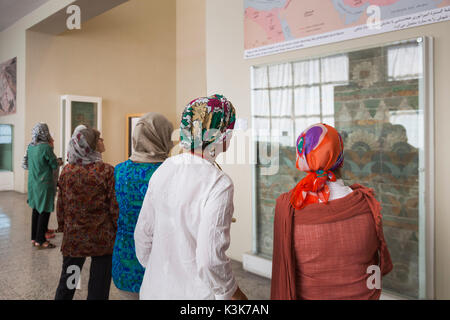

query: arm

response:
[196,176,239,300]
[22,146,29,170]
[56,169,65,233]
[134,180,155,268]
[107,167,119,231]
[44,144,58,170]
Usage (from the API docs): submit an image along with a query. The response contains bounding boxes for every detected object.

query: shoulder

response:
[36,143,50,148]
[206,171,234,201]
[93,161,113,169]
[60,164,72,173]
[276,191,291,206]
[350,183,376,197]
[59,164,74,179]
[99,162,115,175]
[29,143,50,153]
[39,143,53,152]
[216,170,234,189]
[114,160,129,173]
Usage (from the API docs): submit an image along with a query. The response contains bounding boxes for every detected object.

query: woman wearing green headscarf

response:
[135,94,247,300]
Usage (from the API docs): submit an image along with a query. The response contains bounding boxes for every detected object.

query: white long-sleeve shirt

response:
[134,153,238,300]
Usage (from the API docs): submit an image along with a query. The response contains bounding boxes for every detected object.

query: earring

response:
[209,147,216,158]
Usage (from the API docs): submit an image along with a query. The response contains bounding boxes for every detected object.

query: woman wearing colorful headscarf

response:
[112,113,174,299]
[55,125,119,300]
[22,123,62,249]
[134,94,247,300]
[271,123,393,300]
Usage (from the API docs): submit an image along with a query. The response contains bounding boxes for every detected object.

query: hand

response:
[231,286,248,300]
[57,158,63,166]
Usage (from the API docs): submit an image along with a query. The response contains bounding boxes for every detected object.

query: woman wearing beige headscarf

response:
[112,112,174,299]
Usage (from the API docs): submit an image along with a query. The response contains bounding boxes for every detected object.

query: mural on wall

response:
[0,57,17,116]
[334,46,420,298]
[253,40,424,299]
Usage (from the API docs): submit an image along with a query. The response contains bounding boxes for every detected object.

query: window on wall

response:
[252,54,349,146]
[251,38,431,299]
[0,124,13,171]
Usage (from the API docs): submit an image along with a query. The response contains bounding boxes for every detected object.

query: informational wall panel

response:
[244,0,450,58]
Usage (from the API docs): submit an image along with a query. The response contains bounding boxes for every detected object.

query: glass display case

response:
[250,38,434,299]
[60,95,102,163]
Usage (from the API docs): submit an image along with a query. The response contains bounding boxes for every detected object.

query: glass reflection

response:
[251,39,424,299]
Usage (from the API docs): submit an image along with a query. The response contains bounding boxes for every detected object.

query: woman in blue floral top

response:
[112,113,174,298]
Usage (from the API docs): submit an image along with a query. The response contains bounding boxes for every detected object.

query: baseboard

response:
[0,171,13,191]
[242,252,272,279]
[380,292,408,300]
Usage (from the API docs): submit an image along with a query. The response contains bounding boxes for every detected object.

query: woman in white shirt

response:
[134,94,247,300]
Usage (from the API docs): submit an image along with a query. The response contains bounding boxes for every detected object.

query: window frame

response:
[249,37,435,300]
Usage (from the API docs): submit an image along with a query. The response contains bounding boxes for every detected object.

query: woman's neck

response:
[189,150,217,163]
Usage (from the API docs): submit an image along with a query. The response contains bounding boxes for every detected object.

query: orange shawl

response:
[271,184,393,300]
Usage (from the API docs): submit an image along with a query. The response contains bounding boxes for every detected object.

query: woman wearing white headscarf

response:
[55,125,119,300]
[112,113,174,300]
[134,94,247,300]
[22,123,62,249]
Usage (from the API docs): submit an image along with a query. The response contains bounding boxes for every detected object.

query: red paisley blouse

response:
[57,162,119,257]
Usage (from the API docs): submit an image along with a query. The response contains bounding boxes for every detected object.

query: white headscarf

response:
[66,125,102,165]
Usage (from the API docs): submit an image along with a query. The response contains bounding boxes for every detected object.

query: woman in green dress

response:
[22,123,62,249]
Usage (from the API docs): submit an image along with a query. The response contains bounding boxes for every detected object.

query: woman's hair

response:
[80,126,100,151]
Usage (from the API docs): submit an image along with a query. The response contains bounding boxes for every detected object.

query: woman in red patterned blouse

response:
[54,125,119,300]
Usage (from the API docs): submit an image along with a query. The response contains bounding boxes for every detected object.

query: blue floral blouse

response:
[112,160,162,292]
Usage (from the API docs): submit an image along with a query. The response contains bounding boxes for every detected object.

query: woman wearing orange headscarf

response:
[271,123,393,300]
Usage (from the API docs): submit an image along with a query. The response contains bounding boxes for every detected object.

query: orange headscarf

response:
[290,123,344,210]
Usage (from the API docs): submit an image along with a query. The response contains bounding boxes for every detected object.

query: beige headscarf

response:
[130,113,174,163]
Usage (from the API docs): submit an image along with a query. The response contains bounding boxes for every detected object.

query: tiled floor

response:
[0,191,271,300]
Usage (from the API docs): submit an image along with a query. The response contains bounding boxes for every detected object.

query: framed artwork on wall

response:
[60,95,102,162]
[0,57,17,116]
[126,113,143,159]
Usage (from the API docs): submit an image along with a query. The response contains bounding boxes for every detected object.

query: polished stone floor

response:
[0,191,271,300]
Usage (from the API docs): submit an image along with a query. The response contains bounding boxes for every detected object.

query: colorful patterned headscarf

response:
[180,94,236,151]
[67,125,102,165]
[22,123,52,170]
[290,123,344,210]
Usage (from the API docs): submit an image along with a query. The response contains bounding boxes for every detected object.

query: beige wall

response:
[206,0,450,299]
[0,0,82,192]
[176,0,206,115]
[25,0,177,169]
[0,28,26,192]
